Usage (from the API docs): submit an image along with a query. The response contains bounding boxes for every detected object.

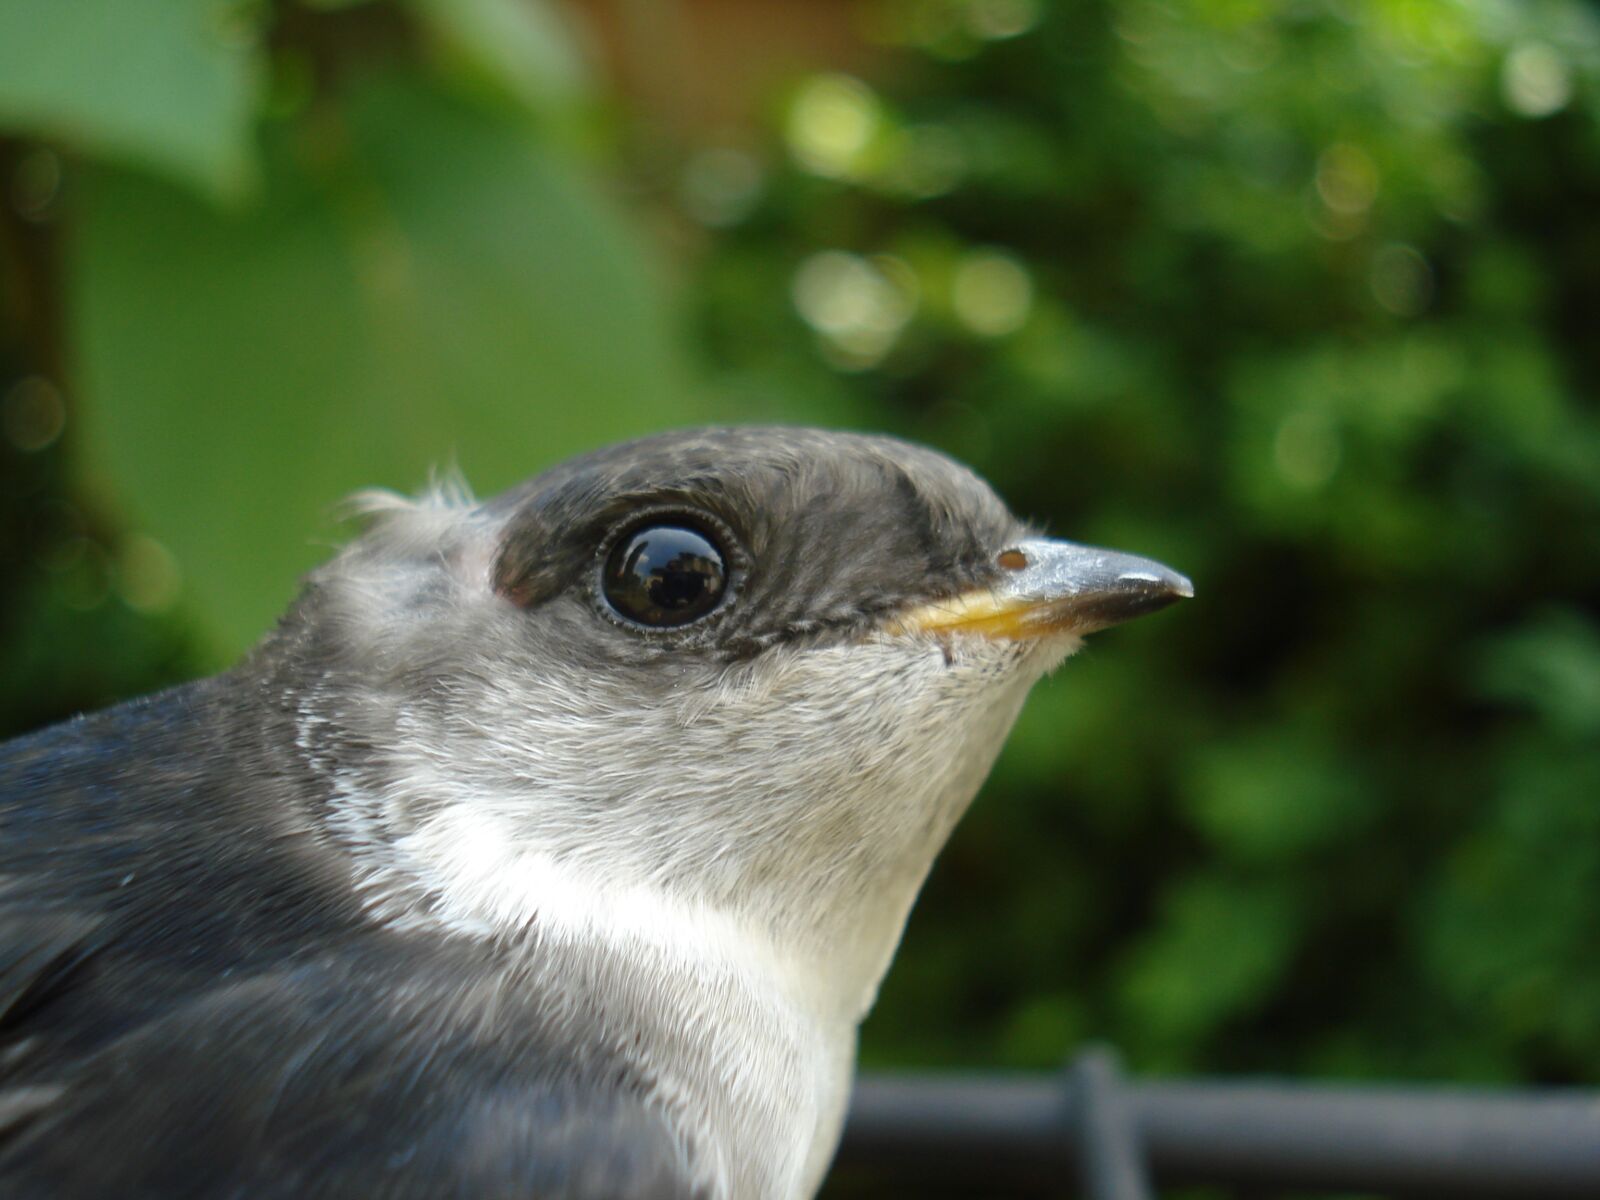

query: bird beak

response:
[887,538,1193,640]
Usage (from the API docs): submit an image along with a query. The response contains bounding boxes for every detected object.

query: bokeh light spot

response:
[11,149,62,223]
[3,376,66,453]
[792,251,917,369]
[117,535,183,614]
[1370,244,1434,317]
[1501,42,1572,118]
[1316,143,1379,216]
[951,249,1034,337]
[967,0,1040,40]
[786,75,883,179]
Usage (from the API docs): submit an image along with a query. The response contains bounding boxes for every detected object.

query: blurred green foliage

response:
[4,0,700,654]
[3,0,1600,1162]
[700,0,1600,1091]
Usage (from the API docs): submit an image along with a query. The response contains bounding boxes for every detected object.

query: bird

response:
[0,426,1189,1199]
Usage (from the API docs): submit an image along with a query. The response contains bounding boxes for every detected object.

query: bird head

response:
[277,427,1189,1017]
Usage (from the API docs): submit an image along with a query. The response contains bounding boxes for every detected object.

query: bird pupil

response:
[603,523,728,628]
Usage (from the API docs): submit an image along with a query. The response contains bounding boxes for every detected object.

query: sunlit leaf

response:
[405,0,590,117]
[0,0,260,198]
[70,72,699,657]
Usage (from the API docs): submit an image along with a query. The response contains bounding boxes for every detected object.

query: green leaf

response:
[1117,876,1302,1057]
[1475,608,1600,740]
[404,0,590,117]
[0,0,261,198]
[1181,729,1377,862]
[69,72,700,658]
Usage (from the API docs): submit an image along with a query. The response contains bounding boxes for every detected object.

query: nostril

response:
[997,548,1029,571]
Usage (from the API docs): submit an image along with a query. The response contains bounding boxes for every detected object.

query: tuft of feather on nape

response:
[420,464,477,511]
[341,468,478,528]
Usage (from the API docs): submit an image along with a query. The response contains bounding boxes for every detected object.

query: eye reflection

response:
[602,524,729,628]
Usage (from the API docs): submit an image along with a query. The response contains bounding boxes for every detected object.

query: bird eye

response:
[601,522,729,628]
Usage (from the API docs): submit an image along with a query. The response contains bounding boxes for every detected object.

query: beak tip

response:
[1112,565,1193,602]
[1079,557,1193,629]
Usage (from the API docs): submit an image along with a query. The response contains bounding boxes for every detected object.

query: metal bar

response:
[1069,1047,1153,1200]
[838,1071,1600,1196]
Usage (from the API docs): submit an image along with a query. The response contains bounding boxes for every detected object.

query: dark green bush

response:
[691,0,1600,1087]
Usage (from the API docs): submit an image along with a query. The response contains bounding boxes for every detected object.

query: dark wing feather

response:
[0,951,705,1200]
[0,687,707,1199]
[0,909,104,1029]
